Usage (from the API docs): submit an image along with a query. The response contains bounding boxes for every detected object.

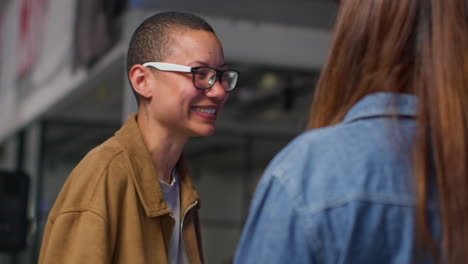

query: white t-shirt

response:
[160,170,181,264]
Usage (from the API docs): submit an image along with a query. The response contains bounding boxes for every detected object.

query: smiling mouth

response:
[193,107,217,115]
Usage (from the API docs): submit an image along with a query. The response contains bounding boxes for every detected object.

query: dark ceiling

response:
[133,0,337,30]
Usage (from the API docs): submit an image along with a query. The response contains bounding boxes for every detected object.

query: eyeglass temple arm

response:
[142,62,191,72]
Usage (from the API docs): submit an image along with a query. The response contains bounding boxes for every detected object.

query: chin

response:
[191,125,216,137]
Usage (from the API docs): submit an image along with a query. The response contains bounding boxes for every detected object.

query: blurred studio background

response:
[0,0,336,263]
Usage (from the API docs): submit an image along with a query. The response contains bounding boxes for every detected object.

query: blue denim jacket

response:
[235,92,440,264]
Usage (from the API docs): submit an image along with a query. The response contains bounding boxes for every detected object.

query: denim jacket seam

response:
[270,169,307,206]
[298,194,415,217]
[268,175,323,262]
[271,162,416,215]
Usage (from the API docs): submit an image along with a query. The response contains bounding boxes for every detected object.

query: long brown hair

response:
[307,0,468,262]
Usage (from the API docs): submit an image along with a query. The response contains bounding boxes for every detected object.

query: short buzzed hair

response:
[126,12,215,102]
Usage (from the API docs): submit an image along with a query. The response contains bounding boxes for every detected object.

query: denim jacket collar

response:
[343,92,418,124]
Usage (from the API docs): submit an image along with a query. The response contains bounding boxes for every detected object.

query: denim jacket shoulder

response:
[268,92,418,211]
[235,92,440,264]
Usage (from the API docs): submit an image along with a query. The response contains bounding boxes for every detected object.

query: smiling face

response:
[143,29,229,139]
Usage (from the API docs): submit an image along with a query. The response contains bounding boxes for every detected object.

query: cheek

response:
[181,89,205,106]
[191,87,208,97]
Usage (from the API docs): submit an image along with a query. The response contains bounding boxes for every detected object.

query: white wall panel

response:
[30,0,76,88]
[212,18,331,69]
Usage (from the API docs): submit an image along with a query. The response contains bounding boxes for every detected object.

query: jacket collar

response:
[343,92,418,124]
[114,113,199,217]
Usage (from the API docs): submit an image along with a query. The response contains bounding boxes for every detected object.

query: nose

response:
[206,79,228,101]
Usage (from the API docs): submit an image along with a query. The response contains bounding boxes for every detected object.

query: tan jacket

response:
[39,114,203,264]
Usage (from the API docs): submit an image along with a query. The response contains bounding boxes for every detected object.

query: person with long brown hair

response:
[235,0,468,263]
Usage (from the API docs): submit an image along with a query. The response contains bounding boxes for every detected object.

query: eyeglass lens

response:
[193,68,238,91]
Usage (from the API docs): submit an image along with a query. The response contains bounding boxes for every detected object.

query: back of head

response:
[308,0,422,128]
[126,11,215,101]
[307,0,468,262]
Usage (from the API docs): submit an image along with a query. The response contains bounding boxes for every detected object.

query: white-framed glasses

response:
[143,62,239,92]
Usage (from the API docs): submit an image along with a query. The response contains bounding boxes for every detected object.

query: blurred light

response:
[258,72,279,91]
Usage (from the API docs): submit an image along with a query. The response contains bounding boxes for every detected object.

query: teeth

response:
[195,108,216,115]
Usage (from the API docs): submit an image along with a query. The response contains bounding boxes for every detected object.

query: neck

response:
[137,112,187,184]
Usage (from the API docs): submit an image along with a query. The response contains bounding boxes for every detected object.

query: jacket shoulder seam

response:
[50,208,106,223]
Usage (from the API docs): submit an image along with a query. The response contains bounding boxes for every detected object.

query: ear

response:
[129,64,154,99]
